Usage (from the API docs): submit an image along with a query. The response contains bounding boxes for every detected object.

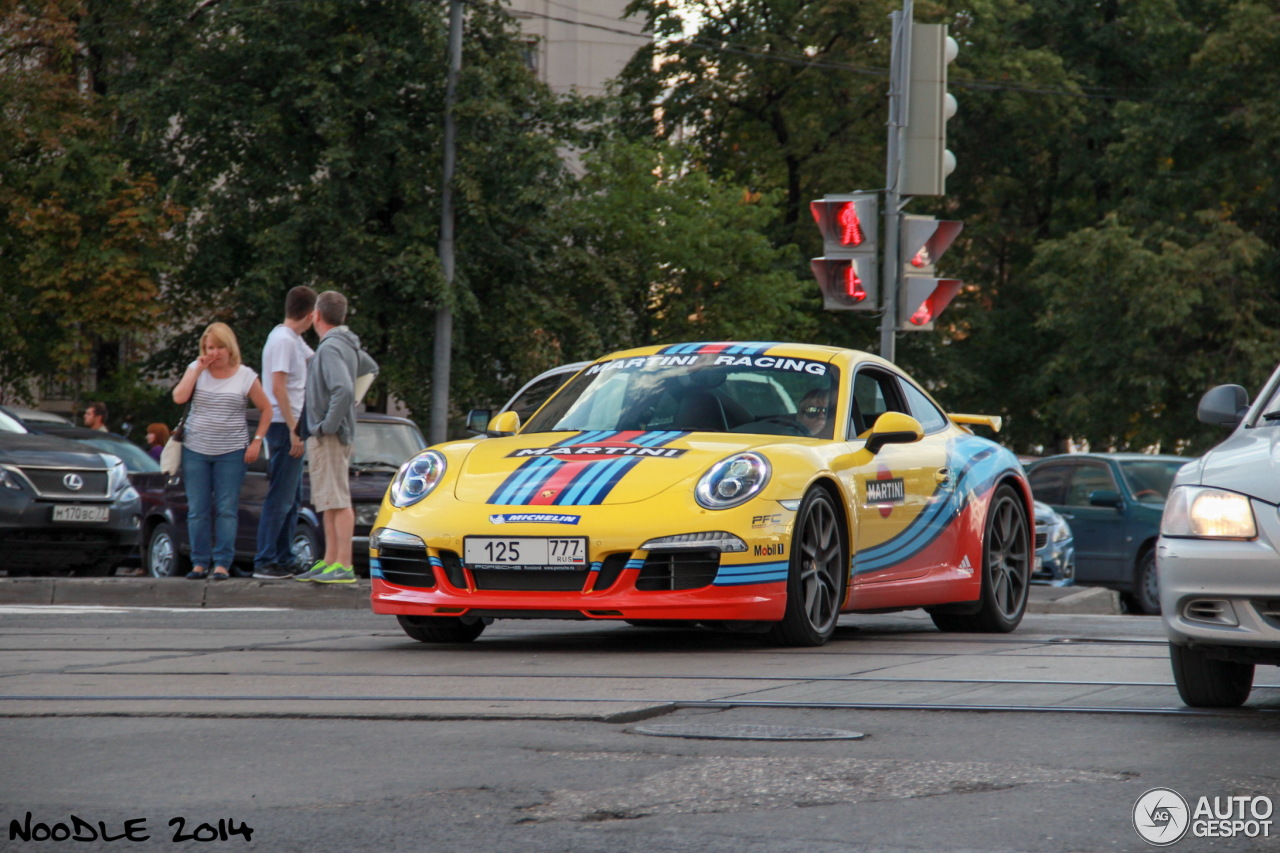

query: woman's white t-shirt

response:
[183,363,258,456]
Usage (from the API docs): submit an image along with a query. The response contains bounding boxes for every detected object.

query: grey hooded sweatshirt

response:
[305,326,378,445]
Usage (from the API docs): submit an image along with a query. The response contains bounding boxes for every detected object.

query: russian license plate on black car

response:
[52,505,109,523]
[464,537,587,570]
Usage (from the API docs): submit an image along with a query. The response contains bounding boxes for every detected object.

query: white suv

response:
[1158,373,1280,707]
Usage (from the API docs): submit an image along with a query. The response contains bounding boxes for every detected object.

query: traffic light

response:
[809,193,879,311]
[898,214,963,331]
[902,23,958,197]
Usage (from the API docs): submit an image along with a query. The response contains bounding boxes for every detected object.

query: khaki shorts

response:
[307,435,351,512]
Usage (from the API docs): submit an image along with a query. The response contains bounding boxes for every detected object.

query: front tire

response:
[291,523,321,572]
[397,614,486,644]
[768,488,846,647]
[931,484,1031,633]
[1169,643,1253,708]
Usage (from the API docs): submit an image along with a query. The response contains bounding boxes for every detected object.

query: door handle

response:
[935,467,953,487]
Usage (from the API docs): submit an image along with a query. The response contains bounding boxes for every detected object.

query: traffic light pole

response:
[879,0,913,364]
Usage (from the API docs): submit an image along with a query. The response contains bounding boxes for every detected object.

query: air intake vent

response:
[636,549,720,591]
[377,543,436,589]
[1184,599,1237,626]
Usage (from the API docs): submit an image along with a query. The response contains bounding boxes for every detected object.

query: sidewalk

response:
[0,577,1120,613]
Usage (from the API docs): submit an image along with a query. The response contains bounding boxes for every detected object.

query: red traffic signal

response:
[810,193,879,312]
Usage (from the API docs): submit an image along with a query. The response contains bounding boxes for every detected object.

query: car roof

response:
[356,412,422,428]
[1029,452,1188,465]
[39,425,132,442]
[7,406,74,425]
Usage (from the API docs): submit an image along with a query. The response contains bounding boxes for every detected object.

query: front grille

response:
[1258,600,1280,630]
[636,549,720,591]
[18,467,110,499]
[1035,531,1048,549]
[377,543,436,588]
[472,569,590,591]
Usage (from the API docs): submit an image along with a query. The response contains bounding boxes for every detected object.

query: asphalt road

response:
[3,608,1279,852]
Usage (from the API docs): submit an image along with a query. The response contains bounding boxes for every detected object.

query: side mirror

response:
[865,411,925,454]
[1088,489,1123,509]
[486,410,521,437]
[465,409,492,435]
[1197,384,1249,428]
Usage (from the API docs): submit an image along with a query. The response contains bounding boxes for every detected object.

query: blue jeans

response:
[182,446,247,569]
[254,422,305,569]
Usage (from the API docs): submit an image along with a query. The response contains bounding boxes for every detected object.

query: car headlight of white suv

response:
[1161,485,1256,540]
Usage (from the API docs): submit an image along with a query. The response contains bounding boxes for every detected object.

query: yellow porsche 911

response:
[370,342,1033,647]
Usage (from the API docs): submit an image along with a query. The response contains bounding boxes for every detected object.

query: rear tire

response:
[1169,643,1253,708]
[145,522,190,578]
[931,484,1031,633]
[397,614,486,644]
[1132,551,1161,615]
[768,488,846,647]
[291,523,321,572]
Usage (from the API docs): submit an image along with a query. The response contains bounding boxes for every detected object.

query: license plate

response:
[464,536,587,570]
[52,505,110,523]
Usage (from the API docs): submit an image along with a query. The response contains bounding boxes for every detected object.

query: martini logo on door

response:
[866,477,905,504]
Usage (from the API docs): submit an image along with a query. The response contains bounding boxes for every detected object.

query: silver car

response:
[1158,376,1280,707]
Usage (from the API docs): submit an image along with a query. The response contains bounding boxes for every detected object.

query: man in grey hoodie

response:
[295,290,378,584]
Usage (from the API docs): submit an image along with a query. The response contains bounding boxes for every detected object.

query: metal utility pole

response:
[879,0,913,364]
[430,0,464,446]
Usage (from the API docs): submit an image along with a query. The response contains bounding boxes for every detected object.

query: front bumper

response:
[1157,501,1280,665]
[0,492,142,571]
[368,497,796,622]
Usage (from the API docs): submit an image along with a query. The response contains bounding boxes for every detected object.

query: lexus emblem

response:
[63,473,84,491]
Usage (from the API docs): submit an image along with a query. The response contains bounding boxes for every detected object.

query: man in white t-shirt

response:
[252,286,317,580]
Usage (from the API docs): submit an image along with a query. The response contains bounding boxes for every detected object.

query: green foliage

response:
[0,0,182,396]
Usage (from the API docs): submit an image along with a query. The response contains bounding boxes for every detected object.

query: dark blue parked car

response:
[1026,453,1188,614]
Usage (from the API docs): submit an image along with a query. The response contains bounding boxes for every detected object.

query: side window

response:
[1028,465,1070,504]
[900,382,948,433]
[506,372,575,422]
[1065,463,1117,507]
[850,369,906,435]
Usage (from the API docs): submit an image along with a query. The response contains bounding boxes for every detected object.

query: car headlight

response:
[1161,485,1256,539]
[105,457,133,497]
[1051,518,1071,543]
[695,452,771,510]
[0,466,23,491]
[390,450,447,508]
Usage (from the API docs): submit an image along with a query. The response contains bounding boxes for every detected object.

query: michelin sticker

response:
[489,513,582,525]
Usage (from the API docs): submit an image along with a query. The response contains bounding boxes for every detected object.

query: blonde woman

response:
[172,322,272,580]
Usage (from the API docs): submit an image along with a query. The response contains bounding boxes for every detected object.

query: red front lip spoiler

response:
[370,576,787,622]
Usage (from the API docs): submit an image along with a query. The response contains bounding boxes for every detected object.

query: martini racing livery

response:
[371,343,1034,646]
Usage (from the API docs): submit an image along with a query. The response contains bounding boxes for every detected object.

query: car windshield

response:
[76,437,160,473]
[351,421,426,469]
[522,353,842,439]
[0,410,26,433]
[1118,460,1185,503]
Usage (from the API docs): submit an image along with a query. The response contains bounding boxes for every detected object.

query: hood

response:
[453,429,781,506]
[1193,426,1280,504]
[0,432,112,469]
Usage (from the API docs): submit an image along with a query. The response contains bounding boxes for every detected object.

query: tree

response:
[0,0,182,400]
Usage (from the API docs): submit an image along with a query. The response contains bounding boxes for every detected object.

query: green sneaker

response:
[294,560,330,582]
[313,563,356,584]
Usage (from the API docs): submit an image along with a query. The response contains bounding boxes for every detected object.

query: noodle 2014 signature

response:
[9,813,254,844]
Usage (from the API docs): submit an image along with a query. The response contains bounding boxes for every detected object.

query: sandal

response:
[211,566,231,581]
[186,567,208,580]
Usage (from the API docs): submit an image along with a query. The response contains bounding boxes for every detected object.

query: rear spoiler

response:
[950,413,1002,433]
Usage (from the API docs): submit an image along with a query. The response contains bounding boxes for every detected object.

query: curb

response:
[0,579,1120,614]
[1024,585,1120,615]
[0,578,371,610]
